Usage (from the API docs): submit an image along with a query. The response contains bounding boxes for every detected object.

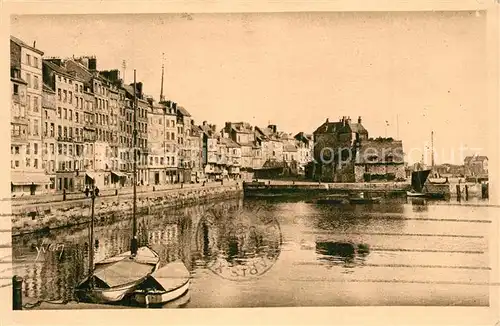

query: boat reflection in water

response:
[315,241,370,268]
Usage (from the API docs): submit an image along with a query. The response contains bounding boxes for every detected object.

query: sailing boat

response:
[75,70,160,304]
[406,169,431,198]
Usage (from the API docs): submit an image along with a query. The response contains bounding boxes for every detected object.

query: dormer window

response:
[367,155,378,162]
[386,154,394,163]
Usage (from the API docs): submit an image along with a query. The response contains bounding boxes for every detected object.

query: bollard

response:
[465,185,469,201]
[152,186,155,192]
[115,189,118,196]
[456,185,461,201]
[12,275,23,310]
[62,189,66,201]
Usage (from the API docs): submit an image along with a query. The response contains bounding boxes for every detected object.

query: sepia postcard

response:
[0,0,499,325]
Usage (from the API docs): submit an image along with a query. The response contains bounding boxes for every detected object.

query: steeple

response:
[160,53,165,102]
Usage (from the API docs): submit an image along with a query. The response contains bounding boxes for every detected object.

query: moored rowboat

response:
[132,260,191,306]
[75,246,160,304]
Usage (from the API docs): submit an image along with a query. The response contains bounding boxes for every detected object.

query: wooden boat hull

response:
[406,191,427,198]
[132,260,191,306]
[349,198,381,204]
[75,279,147,303]
[133,279,190,305]
[75,246,160,304]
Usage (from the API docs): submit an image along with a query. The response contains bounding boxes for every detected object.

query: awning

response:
[111,171,126,178]
[85,172,96,181]
[11,172,51,186]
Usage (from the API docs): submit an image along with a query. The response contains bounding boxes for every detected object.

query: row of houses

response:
[9,35,314,196]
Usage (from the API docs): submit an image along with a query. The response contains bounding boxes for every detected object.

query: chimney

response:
[166,100,171,108]
[88,57,97,70]
[33,41,36,48]
[358,116,362,124]
[203,121,207,126]
[326,118,329,123]
[136,82,143,98]
[172,102,177,110]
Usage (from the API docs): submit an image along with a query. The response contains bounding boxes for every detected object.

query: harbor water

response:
[11,196,495,308]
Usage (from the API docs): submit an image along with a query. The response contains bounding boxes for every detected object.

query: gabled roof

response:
[43,83,55,93]
[10,36,44,55]
[177,106,191,117]
[220,137,240,148]
[314,119,368,135]
[465,155,488,163]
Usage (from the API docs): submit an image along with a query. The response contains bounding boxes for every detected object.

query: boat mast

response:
[89,186,95,287]
[131,70,138,256]
[431,131,434,169]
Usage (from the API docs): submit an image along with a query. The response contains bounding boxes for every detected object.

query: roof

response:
[43,83,55,93]
[314,119,368,135]
[465,155,488,163]
[10,36,44,55]
[220,137,240,148]
[177,106,191,117]
[43,60,86,83]
[355,139,404,165]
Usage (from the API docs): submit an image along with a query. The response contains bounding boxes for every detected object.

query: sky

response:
[11,11,489,165]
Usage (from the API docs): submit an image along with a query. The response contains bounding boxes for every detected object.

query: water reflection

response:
[315,241,370,268]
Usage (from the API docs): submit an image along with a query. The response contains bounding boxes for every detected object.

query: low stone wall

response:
[11,183,243,236]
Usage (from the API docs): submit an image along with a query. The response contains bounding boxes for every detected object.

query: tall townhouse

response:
[161,101,178,183]
[82,85,96,177]
[147,97,165,185]
[175,104,191,183]
[41,84,57,191]
[187,126,203,182]
[10,36,49,195]
[42,59,86,191]
[255,124,285,164]
[64,57,97,187]
[294,132,313,175]
[122,82,149,185]
[100,70,128,184]
[223,122,255,180]
[199,122,219,181]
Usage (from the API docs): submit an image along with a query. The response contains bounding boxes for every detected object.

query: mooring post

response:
[12,275,23,310]
[456,184,461,201]
[465,185,469,201]
[62,188,66,201]
[482,183,488,199]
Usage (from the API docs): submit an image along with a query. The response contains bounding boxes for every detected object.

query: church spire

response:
[160,53,165,102]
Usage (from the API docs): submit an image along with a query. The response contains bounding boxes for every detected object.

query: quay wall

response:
[243,180,452,198]
[11,183,243,236]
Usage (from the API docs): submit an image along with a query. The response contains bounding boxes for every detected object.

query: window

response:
[26,158,30,167]
[50,143,54,154]
[33,97,38,112]
[58,107,62,118]
[58,125,62,137]
[64,127,67,138]
[63,90,67,102]
[26,143,30,154]
[26,73,31,88]
[69,145,73,155]
[75,84,78,92]
[34,159,38,169]
[63,144,67,155]
[58,144,62,154]
[50,123,54,137]
[69,109,73,120]
[13,84,19,95]
[80,98,83,109]
[64,108,67,119]
[34,76,39,90]
[44,122,48,136]
[34,57,38,68]
[69,91,72,104]
[33,120,38,135]
[75,112,79,123]
[34,143,38,155]
[69,127,73,138]
[26,54,31,65]
[80,85,83,93]
[15,146,19,154]
[58,89,61,100]
[27,95,31,110]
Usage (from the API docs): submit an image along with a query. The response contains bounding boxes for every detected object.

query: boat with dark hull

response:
[407,169,446,199]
